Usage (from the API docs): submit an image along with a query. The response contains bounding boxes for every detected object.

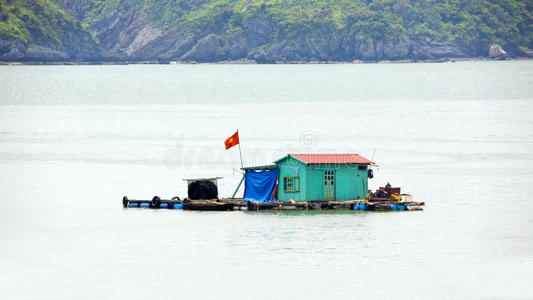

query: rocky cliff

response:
[67,12,525,63]
[83,11,528,63]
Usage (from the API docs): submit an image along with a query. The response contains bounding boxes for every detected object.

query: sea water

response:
[1,61,532,299]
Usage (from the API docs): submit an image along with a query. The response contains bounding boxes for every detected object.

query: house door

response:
[323,170,335,200]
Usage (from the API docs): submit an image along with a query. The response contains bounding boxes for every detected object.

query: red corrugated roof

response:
[288,154,373,164]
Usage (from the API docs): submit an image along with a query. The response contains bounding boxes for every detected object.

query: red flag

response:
[224,131,239,150]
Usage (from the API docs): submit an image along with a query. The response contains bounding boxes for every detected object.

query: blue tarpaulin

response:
[243,168,279,202]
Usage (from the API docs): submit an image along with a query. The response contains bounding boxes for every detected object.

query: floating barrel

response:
[173,203,184,209]
[358,203,366,210]
[390,204,398,210]
[397,205,406,211]
[122,195,182,209]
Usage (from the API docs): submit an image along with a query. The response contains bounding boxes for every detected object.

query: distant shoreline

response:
[1,57,532,66]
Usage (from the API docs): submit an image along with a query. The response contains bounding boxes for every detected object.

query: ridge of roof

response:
[274,153,374,165]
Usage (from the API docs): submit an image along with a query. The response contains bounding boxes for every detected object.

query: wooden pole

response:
[231,129,244,201]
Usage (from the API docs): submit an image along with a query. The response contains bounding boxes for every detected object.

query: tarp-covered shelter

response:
[242,165,279,202]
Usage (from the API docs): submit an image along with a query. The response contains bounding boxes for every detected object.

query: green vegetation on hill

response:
[2,0,533,60]
[58,0,532,49]
[0,0,87,48]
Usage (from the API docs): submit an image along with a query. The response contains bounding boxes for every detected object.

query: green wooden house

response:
[274,154,374,202]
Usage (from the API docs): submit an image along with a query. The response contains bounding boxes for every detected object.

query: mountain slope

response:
[0,0,100,61]
[2,0,533,62]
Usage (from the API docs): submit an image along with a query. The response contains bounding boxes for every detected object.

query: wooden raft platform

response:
[227,199,425,211]
[122,196,424,211]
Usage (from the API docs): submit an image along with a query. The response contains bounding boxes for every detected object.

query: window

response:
[324,170,335,185]
[283,176,300,192]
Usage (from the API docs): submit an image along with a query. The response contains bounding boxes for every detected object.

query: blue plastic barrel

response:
[174,203,184,209]
[160,203,169,208]
[128,202,139,207]
[390,204,398,210]
[140,203,150,208]
[358,203,366,210]
[397,205,406,211]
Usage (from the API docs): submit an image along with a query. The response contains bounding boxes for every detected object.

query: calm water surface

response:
[1,61,533,299]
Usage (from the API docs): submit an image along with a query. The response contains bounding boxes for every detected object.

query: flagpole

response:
[237,129,244,169]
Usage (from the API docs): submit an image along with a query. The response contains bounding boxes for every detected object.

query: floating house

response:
[242,154,374,202]
[123,152,426,211]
